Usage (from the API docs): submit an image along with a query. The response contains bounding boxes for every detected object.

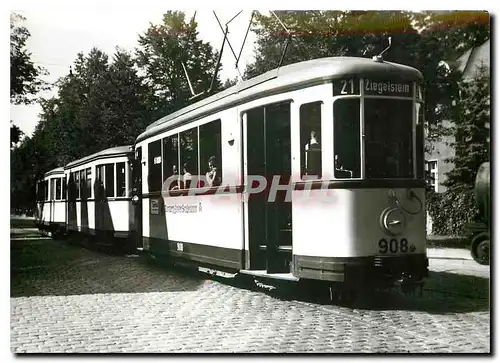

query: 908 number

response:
[378,238,409,254]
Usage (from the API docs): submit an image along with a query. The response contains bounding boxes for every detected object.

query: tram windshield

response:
[364,99,413,179]
[333,98,415,179]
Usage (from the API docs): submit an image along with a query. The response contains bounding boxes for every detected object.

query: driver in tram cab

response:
[305,130,321,177]
[205,156,221,187]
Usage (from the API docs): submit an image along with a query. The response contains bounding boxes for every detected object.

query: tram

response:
[35,167,66,237]
[132,55,429,294]
[64,145,136,252]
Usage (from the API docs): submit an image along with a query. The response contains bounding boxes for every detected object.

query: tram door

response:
[132,147,143,250]
[245,102,292,273]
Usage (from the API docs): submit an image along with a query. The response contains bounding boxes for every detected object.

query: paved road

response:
[11,228,490,353]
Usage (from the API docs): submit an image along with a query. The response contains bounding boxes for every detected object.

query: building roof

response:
[455,39,490,79]
[65,145,133,169]
[137,56,422,143]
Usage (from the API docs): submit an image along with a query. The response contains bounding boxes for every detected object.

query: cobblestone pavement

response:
[11,229,490,353]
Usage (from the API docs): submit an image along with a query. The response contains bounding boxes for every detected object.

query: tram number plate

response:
[378,238,415,254]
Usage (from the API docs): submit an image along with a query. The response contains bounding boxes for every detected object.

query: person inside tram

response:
[335,154,353,178]
[305,130,321,177]
[205,156,221,187]
[168,164,182,190]
[183,162,193,189]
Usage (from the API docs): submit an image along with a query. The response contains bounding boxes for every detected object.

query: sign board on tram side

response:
[333,78,413,97]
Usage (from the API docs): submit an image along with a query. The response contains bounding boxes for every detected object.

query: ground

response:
[10,227,490,353]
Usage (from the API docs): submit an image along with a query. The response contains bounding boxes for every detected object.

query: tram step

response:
[239,269,299,281]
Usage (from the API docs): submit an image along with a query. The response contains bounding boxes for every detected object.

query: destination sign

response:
[333,78,414,97]
[364,79,413,97]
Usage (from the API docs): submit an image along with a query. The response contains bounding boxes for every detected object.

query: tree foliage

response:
[135,11,222,121]
[443,64,490,189]
[11,11,222,212]
[426,64,490,235]
[10,13,47,105]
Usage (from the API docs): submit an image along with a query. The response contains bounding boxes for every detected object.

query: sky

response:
[10,7,259,137]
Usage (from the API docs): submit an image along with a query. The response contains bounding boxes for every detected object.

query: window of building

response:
[180,127,199,189]
[105,163,115,197]
[300,102,322,179]
[148,140,162,193]
[199,120,222,187]
[425,160,438,192]
[116,162,126,197]
[333,99,361,178]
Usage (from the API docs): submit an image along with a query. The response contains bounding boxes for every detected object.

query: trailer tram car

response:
[64,146,136,253]
[35,167,66,237]
[132,55,429,297]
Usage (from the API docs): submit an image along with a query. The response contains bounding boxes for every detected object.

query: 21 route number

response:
[378,238,410,254]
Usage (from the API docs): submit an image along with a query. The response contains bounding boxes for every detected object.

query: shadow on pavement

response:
[214,271,490,314]
[11,237,207,298]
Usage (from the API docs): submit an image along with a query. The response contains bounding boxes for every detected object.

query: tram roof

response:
[44,167,64,178]
[65,145,133,169]
[137,56,423,143]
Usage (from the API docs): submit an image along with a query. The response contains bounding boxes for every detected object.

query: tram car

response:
[64,145,136,252]
[132,55,429,296]
[35,167,66,237]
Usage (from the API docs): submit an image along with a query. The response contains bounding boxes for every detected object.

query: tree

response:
[135,11,222,121]
[10,122,23,148]
[244,11,421,79]
[443,64,490,190]
[10,13,47,105]
[10,13,49,148]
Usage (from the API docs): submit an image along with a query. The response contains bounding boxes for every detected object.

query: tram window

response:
[148,140,162,193]
[50,178,56,200]
[416,103,425,179]
[62,177,67,200]
[55,178,62,200]
[45,180,49,200]
[86,168,92,199]
[365,99,413,178]
[75,172,80,199]
[79,170,85,199]
[300,102,322,179]
[95,165,105,199]
[199,120,222,187]
[116,162,126,197]
[163,134,180,190]
[333,99,361,179]
[105,163,115,197]
[180,127,199,189]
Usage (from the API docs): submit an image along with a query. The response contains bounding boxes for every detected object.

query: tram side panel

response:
[162,193,244,270]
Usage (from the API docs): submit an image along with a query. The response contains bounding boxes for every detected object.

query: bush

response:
[426,186,480,236]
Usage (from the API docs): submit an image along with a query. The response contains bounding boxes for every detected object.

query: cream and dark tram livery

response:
[132,56,428,292]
